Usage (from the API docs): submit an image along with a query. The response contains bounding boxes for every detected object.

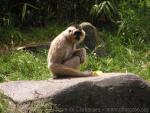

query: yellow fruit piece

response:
[92,71,103,76]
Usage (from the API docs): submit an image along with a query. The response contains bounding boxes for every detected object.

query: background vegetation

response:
[0,0,150,112]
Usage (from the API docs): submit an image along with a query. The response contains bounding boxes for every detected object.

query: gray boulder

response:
[80,22,107,56]
[0,73,150,113]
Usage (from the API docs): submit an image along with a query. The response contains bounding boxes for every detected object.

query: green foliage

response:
[118,16,150,48]
[0,0,119,27]
[81,32,150,80]
[0,0,150,81]
[0,0,149,29]
[0,27,24,47]
[0,50,51,81]
[0,0,87,27]
[0,23,65,48]
[90,1,118,23]
[21,3,38,21]
[0,30,149,82]
[117,0,150,46]
[0,93,9,113]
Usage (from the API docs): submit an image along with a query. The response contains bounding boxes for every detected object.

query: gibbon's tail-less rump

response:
[47,25,93,78]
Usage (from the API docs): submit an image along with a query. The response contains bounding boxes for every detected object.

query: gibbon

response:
[47,25,93,78]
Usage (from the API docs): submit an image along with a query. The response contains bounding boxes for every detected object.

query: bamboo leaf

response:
[26,3,38,10]
[22,3,27,21]
[118,21,126,35]
[107,1,116,13]
[105,4,112,19]
[21,3,38,22]
[97,2,105,16]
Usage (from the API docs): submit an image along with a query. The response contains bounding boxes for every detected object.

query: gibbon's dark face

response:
[73,25,82,40]
[74,30,82,40]
[66,25,85,44]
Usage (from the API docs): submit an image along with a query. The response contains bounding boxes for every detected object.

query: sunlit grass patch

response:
[0,50,51,82]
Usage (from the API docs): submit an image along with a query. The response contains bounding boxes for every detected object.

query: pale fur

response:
[47,25,92,78]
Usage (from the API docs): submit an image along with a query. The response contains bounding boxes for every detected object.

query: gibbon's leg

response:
[48,49,91,79]
[49,51,90,79]
[63,56,80,69]
[49,63,92,79]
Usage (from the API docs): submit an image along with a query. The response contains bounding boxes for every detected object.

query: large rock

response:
[0,73,150,113]
[80,22,107,56]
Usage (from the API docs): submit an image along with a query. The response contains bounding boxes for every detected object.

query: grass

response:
[82,33,150,80]
[0,93,9,113]
[0,18,150,82]
[0,22,65,49]
[0,50,51,82]
[0,26,149,82]
[0,22,66,82]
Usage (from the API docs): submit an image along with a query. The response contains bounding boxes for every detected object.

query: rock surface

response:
[0,73,150,113]
[80,22,107,56]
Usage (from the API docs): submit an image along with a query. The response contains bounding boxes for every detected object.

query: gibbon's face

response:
[66,25,85,44]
